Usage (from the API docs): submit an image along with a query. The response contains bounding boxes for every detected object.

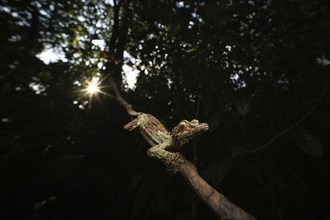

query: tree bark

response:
[178,158,256,220]
[105,0,129,86]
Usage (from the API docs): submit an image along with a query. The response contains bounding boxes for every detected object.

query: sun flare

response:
[87,83,99,94]
[85,77,100,95]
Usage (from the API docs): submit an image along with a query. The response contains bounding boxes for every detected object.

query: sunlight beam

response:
[85,77,100,96]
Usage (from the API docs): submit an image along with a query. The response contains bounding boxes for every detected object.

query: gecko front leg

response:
[124,117,141,131]
[123,113,184,172]
[147,142,184,172]
[123,113,150,131]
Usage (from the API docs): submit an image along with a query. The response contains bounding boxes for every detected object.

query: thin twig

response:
[250,84,328,153]
[108,78,139,116]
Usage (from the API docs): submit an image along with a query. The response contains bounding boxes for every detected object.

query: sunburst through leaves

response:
[85,77,100,96]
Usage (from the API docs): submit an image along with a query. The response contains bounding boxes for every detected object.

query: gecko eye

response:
[177,121,188,131]
[191,119,199,126]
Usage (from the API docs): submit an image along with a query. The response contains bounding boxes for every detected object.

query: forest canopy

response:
[1,0,330,219]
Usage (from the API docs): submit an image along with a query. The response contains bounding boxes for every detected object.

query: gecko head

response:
[171,119,209,148]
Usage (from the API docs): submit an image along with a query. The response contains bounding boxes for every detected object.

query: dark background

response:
[1,0,330,219]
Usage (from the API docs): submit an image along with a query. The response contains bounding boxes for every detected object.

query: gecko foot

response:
[147,147,184,173]
[164,152,184,173]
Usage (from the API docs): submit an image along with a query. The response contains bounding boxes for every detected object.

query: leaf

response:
[208,111,223,131]
[203,3,219,20]
[229,144,248,157]
[127,172,148,193]
[71,37,77,46]
[235,94,250,117]
[212,157,233,185]
[289,126,324,157]
[201,157,233,186]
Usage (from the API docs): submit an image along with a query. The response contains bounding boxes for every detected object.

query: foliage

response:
[1,0,330,219]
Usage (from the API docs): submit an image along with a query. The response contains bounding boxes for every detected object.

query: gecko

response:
[124,113,209,171]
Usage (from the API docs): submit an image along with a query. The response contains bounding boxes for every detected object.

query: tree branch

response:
[108,78,138,116]
[179,158,256,220]
[109,78,257,220]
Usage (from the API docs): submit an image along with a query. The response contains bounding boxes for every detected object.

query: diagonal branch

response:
[108,78,139,116]
[109,78,257,220]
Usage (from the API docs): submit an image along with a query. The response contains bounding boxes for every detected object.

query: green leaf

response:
[289,126,324,157]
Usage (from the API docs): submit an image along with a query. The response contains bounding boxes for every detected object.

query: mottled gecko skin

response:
[124,113,209,171]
